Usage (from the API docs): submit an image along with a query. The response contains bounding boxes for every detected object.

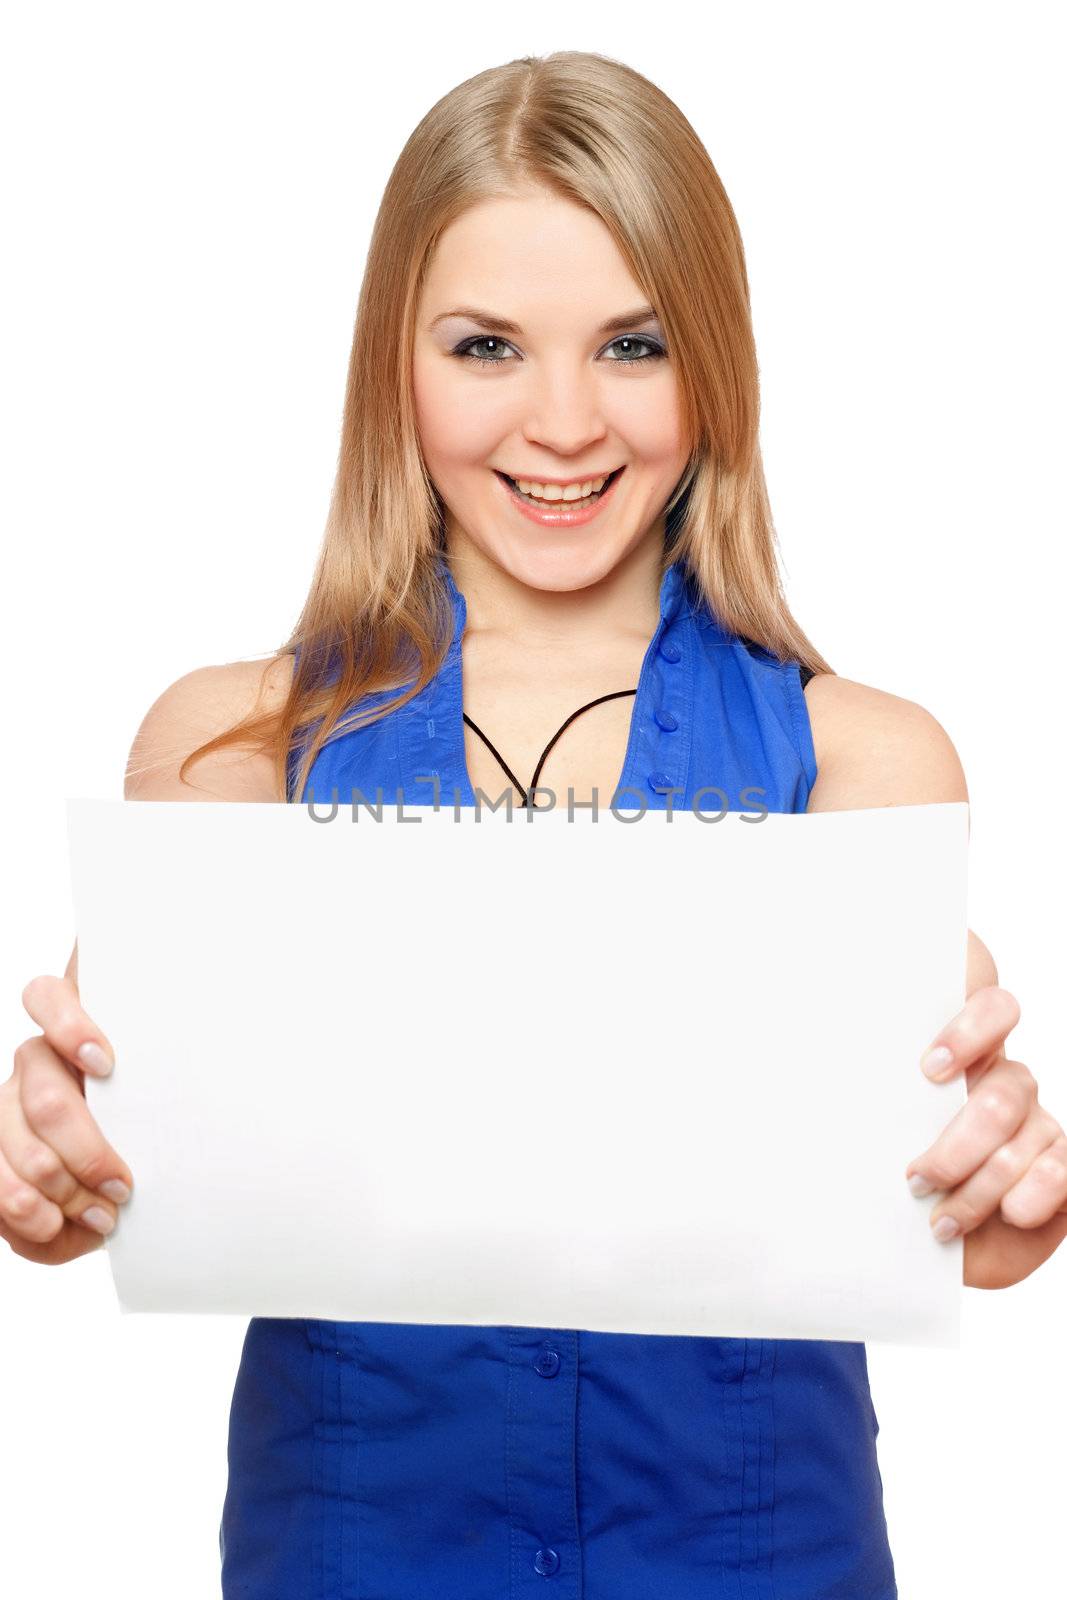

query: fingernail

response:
[921,1045,954,1080]
[908,1172,937,1197]
[99,1179,131,1204]
[932,1215,960,1242]
[80,1206,116,1235]
[78,1042,113,1077]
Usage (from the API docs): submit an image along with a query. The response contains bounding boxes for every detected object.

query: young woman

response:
[6,50,1066,1600]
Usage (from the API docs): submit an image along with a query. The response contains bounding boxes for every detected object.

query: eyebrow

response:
[429,304,661,336]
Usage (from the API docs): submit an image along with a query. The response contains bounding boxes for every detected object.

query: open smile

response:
[492,466,626,527]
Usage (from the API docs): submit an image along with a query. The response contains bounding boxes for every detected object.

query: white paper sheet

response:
[66,798,969,1346]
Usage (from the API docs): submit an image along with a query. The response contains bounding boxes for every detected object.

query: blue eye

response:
[602,335,666,364]
[452,333,666,370]
[454,335,518,368]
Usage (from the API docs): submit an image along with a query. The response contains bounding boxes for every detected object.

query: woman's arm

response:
[804,673,968,812]
[804,671,987,972]
[123,656,293,802]
[64,653,294,993]
[804,674,1067,1288]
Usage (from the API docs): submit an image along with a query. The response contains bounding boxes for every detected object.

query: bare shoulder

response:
[803,672,968,812]
[124,652,297,802]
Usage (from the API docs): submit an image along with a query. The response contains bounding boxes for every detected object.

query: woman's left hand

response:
[906,964,1067,1289]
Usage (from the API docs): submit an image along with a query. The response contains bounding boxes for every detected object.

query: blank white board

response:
[67,799,970,1346]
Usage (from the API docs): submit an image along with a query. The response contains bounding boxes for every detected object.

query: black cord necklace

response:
[463,689,637,809]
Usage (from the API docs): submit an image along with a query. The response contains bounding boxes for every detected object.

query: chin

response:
[494,543,632,594]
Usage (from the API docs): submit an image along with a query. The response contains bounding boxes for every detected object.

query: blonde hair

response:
[181,49,833,803]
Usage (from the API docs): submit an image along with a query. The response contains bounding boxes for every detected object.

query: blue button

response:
[535,1347,561,1378]
[658,639,682,663]
[534,1547,560,1576]
[648,772,676,792]
[653,707,679,731]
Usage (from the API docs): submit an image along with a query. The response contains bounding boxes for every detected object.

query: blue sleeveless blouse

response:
[219,552,898,1598]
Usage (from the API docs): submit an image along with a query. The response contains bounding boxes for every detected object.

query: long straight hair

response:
[180,50,833,802]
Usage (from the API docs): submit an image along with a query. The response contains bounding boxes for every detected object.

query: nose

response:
[519,359,609,461]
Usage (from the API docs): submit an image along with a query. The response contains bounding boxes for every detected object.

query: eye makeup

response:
[451,333,667,370]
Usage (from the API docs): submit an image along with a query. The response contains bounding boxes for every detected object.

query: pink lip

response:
[493,467,624,527]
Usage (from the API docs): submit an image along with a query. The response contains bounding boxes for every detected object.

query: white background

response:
[2,2,1064,1594]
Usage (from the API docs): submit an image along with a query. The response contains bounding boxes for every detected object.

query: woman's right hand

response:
[1,974,135,1266]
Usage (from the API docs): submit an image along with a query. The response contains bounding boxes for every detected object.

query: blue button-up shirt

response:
[220,553,898,1598]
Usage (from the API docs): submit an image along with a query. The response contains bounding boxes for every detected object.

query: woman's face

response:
[412,186,691,594]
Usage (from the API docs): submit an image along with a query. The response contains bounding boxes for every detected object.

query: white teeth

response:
[515,474,608,501]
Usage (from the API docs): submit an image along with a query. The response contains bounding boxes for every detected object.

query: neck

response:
[441,524,669,650]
